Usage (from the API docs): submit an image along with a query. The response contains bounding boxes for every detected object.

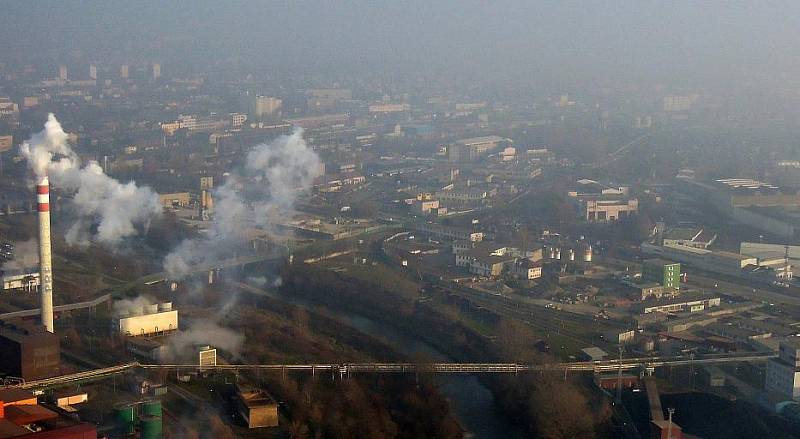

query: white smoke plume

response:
[164,129,321,279]
[112,295,160,316]
[246,276,267,287]
[0,239,39,272]
[20,114,162,247]
[167,319,245,360]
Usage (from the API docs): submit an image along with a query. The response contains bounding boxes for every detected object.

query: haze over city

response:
[0,2,799,438]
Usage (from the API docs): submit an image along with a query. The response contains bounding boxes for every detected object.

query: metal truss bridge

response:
[8,351,775,390]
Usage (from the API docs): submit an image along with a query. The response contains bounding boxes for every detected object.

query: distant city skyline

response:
[2,1,800,90]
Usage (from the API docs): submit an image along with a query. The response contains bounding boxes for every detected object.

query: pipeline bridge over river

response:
[9,351,775,390]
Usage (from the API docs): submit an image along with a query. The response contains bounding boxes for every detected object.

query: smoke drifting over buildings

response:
[0,239,39,272]
[21,114,162,247]
[164,129,321,279]
[167,319,245,360]
[112,295,160,316]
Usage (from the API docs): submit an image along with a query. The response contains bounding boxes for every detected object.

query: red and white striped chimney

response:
[37,176,54,333]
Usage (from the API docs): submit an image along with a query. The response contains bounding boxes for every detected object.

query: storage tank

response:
[141,400,162,417]
[114,404,136,434]
[139,414,163,439]
[568,249,575,261]
[554,248,561,260]
[158,302,172,312]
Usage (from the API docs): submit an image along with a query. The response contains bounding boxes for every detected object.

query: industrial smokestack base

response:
[37,176,54,333]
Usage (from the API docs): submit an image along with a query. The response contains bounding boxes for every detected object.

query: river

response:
[245,280,526,438]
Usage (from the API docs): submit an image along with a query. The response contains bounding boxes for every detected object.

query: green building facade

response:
[642,259,681,290]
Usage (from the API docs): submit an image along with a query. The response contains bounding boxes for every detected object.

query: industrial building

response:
[115,302,178,337]
[415,223,484,243]
[114,399,163,438]
[678,177,800,239]
[641,242,774,280]
[639,294,721,314]
[454,241,544,279]
[0,388,96,438]
[198,345,217,368]
[657,224,717,249]
[0,321,60,381]
[732,206,800,240]
[1,271,39,292]
[740,242,797,280]
[766,339,800,400]
[567,180,638,222]
[448,135,509,162]
[579,347,608,361]
[236,384,279,429]
[625,282,667,301]
[126,337,168,363]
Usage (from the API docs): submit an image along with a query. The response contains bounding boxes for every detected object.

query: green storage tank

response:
[140,414,163,439]
[141,400,163,418]
[114,404,136,434]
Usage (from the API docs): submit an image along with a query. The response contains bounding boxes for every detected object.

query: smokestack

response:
[37,176,54,333]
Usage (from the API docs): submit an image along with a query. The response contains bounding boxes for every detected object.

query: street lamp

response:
[667,407,675,439]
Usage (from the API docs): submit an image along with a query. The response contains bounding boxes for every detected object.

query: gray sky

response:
[3,1,799,88]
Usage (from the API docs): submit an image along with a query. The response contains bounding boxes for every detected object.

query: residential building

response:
[230,112,247,127]
[642,259,681,290]
[368,103,410,113]
[159,192,190,208]
[253,96,282,119]
[0,135,12,153]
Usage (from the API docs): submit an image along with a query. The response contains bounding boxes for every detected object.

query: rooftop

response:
[738,206,800,222]
[456,136,507,146]
[716,178,780,190]
[237,384,277,408]
[663,226,703,241]
[643,258,680,267]
[581,346,608,359]
[0,388,35,404]
[712,251,756,261]
[0,321,58,346]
